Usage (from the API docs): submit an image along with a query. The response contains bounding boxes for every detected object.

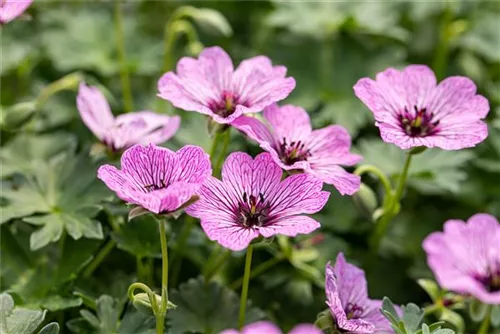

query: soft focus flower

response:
[220,321,322,334]
[0,0,32,24]
[97,144,212,214]
[353,65,489,150]
[157,46,295,125]
[325,253,394,333]
[186,152,329,251]
[233,104,362,195]
[77,83,180,152]
[423,213,500,304]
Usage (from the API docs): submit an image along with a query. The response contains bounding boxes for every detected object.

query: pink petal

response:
[263,104,312,144]
[307,125,362,166]
[259,216,320,238]
[307,166,361,196]
[196,46,234,92]
[173,145,212,184]
[200,219,259,251]
[76,83,115,141]
[269,173,329,217]
[288,324,322,334]
[333,253,370,307]
[0,0,32,24]
[97,164,134,203]
[242,321,282,334]
[232,115,275,144]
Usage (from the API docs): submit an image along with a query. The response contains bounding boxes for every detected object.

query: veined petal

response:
[307,125,362,166]
[288,324,322,334]
[76,83,115,141]
[308,166,361,196]
[259,215,320,238]
[333,253,370,308]
[200,219,259,251]
[173,145,212,184]
[263,104,312,144]
[232,115,275,144]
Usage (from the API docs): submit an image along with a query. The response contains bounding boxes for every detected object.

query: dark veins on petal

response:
[398,106,440,137]
[278,137,311,165]
[344,302,364,320]
[208,90,248,118]
[237,192,272,228]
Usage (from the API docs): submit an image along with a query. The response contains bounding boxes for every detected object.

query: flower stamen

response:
[398,106,440,137]
[238,191,270,228]
[279,137,311,165]
[344,302,364,320]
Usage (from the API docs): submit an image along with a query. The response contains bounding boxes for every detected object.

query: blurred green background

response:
[1,1,500,332]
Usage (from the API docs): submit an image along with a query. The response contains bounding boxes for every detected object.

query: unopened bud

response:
[0,101,37,131]
[353,183,378,219]
[132,292,176,316]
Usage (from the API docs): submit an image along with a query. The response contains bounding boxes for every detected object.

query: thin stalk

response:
[370,153,413,251]
[170,217,195,287]
[156,219,169,334]
[354,164,393,200]
[478,306,492,334]
[82,239,117,278]
[214,130,231,176]
[204,249,231,282]
[238,245,254,329]
[114,0,133,112]
[230,255,285,290]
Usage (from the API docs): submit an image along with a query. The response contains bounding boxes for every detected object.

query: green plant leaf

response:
[1,151,108,249]
[0,293,47,334]
[167,276,265,333]
[439,308,464,333]
[402,303,424,332]
[491,305,500,327]
[468,298,489,322]
[417,279,441,302]
[461,11,500,62]
[111,215,161,259]
[38,323,60,334]
[189,7,233,37]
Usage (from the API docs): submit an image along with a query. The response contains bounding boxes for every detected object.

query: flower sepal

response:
[314,309,335,331]
[128,206,151,221]
[132,292,177,316]
[409,146,427,155]
[353,183,378,219]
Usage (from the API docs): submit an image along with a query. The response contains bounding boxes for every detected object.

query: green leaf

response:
[167,277,265,333]
[417,279,441,302]
[111,215,161,259]
[491,305,500,327]
[1,151,108,249]
[439,308,464,333]
[402,303,424,332]
[315,100,372,138]
[0,293,46,334]
[38,323,60,334]
[0,102,37,131]
[381,297,401,325]
[468,298,489,322]
[189,7,233,37]
[356,139,474,194]
[461,11,500,62]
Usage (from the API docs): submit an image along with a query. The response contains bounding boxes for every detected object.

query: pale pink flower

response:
[423,213,500,304]
[233,104,362,195]
[157,46,295,125]
[326,253,395,333]
[0,0,32,24]
[353,65,489,150]
[97,144,212,214]
[77,83,180,152]
[185,152,329,251]
[220,321,322,334]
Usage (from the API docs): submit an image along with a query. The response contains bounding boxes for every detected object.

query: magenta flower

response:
[326,253,394,333]
[423,213,500,304]
[221,321,322,334]
[0,0,32,24]
[353,65,489,150]
[185,152,329,251]
[77,83,180,152]
[97,144,212,214]
[157,46,296,125]
[232,104,362,195]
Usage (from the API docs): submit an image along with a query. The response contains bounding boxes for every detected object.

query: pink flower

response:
[353,65,489,150]
[423,213,500,304]
[157,46,296,125]
[0,0,32,24]
[326,253,394,333]
[220,321,322,334]
[77,83,180,152]
[185,152,329,251]
[97,144,212,214]
[232,104,362,195]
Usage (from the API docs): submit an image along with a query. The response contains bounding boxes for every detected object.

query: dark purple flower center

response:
[398,106,440,137]
[345,302,364,320]
[237,192,271,228]
[278,138,311,165]
[474,269,500,292]
[209,91,245,118]
[143,179,168,192]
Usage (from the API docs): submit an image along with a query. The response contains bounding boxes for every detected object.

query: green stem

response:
[82,239,117,278]
[230,255,285,290]
[354,164,393,200]
[238,245,254,329]
[204,249,231,282]
[128,282,159,313]
[370,153,413,251]
[170,217,195,287]
[214,130,230,176]
[478,306,492,334]
[114,0,133,112]
[159,219,169,313]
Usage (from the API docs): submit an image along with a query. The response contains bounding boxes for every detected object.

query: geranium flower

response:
[353,65,489,150]
[0,0,32,24]
[97,144,212,214]
[157,46,295,125]
[325,253,394,333]
[185,152,329,251]
[77,83,180,152]
[232,104,362,195]
[423,213,500,304]
[221,321,322,334]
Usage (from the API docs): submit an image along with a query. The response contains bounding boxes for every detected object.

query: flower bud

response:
[314,309,334,330]
[0,101,37,131]
[353,183,378,219]
[132,292,177,316]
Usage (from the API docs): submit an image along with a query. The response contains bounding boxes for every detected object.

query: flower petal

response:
[76,83,114,141]
[173,145,212,184]
[259,215,320,238]
[0,0,32,24]
[97,164,134,203]
[288,324,322,334]
[232,115,275,144]
[308,166,361,196]
[200,219,259,251]
[308,125,362,166]
[333,253,370,307]
[263,104,312,143]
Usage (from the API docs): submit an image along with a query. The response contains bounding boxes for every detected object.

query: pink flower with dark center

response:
[326,253,395,333]
[157,46,296,125]
[232,104,362,195]
[77,83,180,152]
[0,0,32,24]
[423,213,500,304]
[353,65,489,150]
[221,321,322,334]
[97,144,212,214]
[185,152,329,251]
